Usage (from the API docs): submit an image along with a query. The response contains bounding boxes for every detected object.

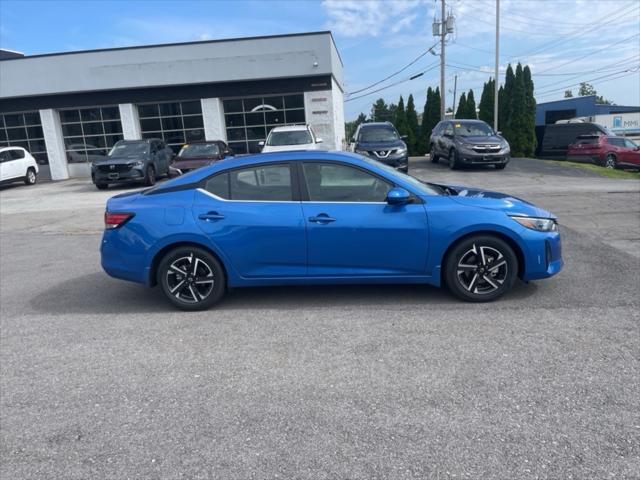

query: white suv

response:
[260,125,324,153]
[0,147,39,186]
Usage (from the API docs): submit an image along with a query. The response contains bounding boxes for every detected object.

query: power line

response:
[345,42,438,97]
[344,63,440,103]
[535,68,640,97]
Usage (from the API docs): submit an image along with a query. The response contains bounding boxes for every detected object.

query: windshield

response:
[359,127,399,143]
[179,143,219,158]
[109,142,148,157]
[454,122,494,137]
[360,156,441,196]
[266,130,313,146]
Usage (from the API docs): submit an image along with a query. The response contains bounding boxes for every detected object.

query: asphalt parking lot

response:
[1,157,639,479]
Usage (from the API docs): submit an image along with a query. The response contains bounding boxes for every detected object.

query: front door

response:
[300,162,429,277]
[193,162,306,278]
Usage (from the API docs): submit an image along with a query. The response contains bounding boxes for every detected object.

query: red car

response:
[170,141,234,174]
[567,135,640,169]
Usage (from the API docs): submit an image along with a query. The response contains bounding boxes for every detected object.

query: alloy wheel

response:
[27,170,36,184]
[165,253,215,304]
[604,155,616,169]
[456,243,508,295]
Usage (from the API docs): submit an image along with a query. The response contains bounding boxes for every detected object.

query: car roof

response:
[360,122,394,128]
[0,146,26,151]
[269,125,310,132]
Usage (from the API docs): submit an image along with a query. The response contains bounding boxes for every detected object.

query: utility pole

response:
[440,0,446,121]
[494,0,500,131]
[452,74,457,118]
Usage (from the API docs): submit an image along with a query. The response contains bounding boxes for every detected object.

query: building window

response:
[223,94,306,154]
[59,106,123,163]
[137,100,204,153]
[0,111,48,165]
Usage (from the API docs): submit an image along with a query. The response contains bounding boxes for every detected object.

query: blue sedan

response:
[101,151,563,310]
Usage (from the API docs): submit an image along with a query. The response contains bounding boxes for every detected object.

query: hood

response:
[456,135,503,145]
[441,183,554,219]
[356,139,406,150]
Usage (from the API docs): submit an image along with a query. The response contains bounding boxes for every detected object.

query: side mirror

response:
[400,134,408,140]
[497,131,503,136]
[316,138,323,143]
[258,141,265,146]
[224,149,233,156]
[386,187,411,205]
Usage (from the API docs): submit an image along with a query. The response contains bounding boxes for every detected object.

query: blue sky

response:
[1,0,638,120]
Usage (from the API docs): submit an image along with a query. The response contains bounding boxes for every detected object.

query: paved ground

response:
[1,157,639,479]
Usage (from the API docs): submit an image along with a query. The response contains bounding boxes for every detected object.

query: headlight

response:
[510,215,558,232]
[131,160,144,168]
[355,149,369,155]
[395,147,407,155]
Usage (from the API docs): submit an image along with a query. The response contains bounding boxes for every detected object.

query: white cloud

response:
[322,0,428,37]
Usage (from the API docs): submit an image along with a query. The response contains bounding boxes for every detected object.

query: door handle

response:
[308,214,336,224]
[198,211,225,221]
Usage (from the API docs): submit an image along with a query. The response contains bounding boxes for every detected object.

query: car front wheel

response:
[145,165,156,186]
[604,154,617,169]
[445,235,517,302]
[448,149,459,170]
[158,246,226,311]
[430,145,439,163]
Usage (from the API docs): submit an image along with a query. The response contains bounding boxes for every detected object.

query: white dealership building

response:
[0,32,345,180]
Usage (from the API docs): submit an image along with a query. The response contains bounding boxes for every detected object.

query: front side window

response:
[443,123,454,136]
[303,163,391,202]
[266,130,312,146]
[624,139,638,149]
[205,164,292,201]
[359,127,399,143]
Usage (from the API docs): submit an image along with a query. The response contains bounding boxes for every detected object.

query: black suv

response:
[350,122,409,172]
[430,119,510,170]
[91,139,174,190]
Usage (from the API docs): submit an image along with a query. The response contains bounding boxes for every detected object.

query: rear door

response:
[299,161,429,277]
[193,162,307,278]
[0,149,21,180]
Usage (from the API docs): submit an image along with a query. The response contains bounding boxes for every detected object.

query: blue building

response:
[536,95,640,125]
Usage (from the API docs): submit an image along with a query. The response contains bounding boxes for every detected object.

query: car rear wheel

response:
[445,235,517,302]
[448,149,459,170]
[144,165,156,186]
[24,168,37,185]
[604,154,617,169]
[430,145,439,163]
[158,246,226,311]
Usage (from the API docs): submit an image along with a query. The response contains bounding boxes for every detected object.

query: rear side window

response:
[0,151,12,163]
[10,149,25,160]
[205,164,292,201]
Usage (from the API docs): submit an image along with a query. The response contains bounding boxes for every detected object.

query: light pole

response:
[494,0,500,131]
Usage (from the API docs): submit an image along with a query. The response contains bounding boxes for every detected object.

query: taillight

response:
[104,212,134,229]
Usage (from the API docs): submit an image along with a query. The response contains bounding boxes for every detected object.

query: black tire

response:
[157,246,226,311]
[445,235,518,302]
[95,183,109,190]
[399,166,409,174]
[448,149,459,170]
[430,144,439,163]
[495,163,507,170]
[24,167,37,185]
[604,154,617,169]
[144,165,156,186]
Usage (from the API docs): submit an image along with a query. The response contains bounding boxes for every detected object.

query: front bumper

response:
[458,149,510,165]
[92,166,145,184]
[362,154,408,170]
[521,229,563,281]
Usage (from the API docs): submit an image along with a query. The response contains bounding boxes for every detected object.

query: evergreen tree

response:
[371,98,391,122]
[418,87,433,155]
[499,64,515,135]
[394,96,408,137]
[455,92,467,119]
[345,112,367,141]
[523,65,537,156]
[466,89,477,119]
[478,78,494,125]
[507,63,528,156]
[405,94,419,155]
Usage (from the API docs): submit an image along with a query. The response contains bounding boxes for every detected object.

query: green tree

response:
[466,89,477,119]
[418,87,441,154]
[523,65,537,156]
[455,92,467,119]
[578,82,596,96]
[405,94,419,155]
[394,95,409,137]
[478,77,494,125]
[564,90,573,98]
[345,112,367,142]
[505,63,528,156]
[371,98,392,122]
[499,64,515,135]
